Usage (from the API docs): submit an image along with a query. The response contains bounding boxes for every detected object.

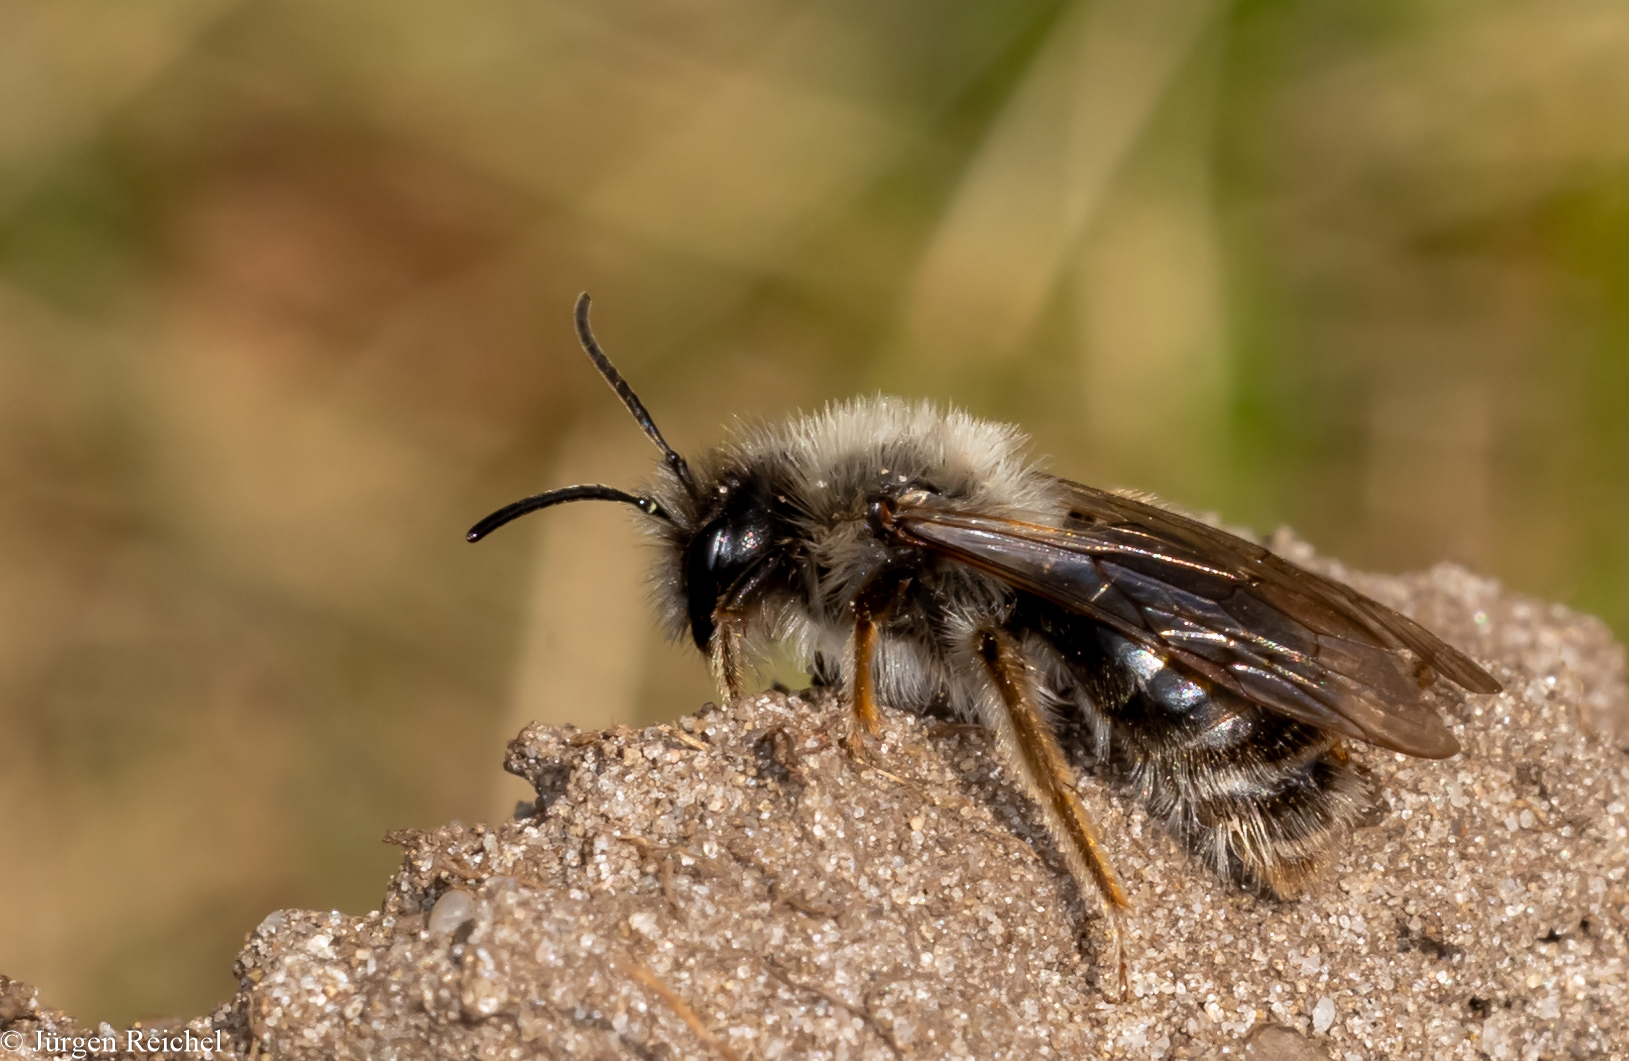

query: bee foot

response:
[1105,906,1131,1002]
[841,722,877,763]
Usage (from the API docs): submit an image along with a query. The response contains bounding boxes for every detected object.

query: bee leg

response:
[845,570,910,747]
[841,618,884,760]
[710,613,746,701]
[850,615,882,738]
[975,628,1131,1000]
[708,554,792,703]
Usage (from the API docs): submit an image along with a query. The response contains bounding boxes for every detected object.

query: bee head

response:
[469,293,803,661]
[680,477,785,651]
[468,294,791,656]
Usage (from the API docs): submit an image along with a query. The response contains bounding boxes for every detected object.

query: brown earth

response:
[2,554,1626,1060]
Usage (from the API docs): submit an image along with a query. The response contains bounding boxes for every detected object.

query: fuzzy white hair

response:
[639,396,1069,709]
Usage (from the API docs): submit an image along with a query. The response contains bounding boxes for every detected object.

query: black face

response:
[684,480,785,651]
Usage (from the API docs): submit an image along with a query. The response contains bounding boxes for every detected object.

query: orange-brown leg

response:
[845,571,909,741]
[849,613,882,737]
[977,628,1131,998]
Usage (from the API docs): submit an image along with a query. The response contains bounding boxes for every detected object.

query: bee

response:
[469,294,1502,994]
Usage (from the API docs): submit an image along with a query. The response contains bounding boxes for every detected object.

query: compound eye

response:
[685,531,723,652]
[718,523,768,567]
[702,522,750,575]
[705,501,775,578]
[684,504,776,652]
[701,524,727,572]
[685,521,749,651]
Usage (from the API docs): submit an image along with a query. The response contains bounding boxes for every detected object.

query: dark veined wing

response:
[880,479,1501,759]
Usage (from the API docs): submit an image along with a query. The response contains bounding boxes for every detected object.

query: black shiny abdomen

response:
[1015,596,1371,895]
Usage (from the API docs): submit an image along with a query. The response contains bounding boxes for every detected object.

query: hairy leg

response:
[976,627,1130,998]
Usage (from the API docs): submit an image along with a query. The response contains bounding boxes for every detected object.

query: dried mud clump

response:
[3,559,1627,1060]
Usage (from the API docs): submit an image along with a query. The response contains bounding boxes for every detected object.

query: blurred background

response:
[1,0,1626,1027]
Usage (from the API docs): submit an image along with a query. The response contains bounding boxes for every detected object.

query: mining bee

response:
[469,295,1502,994]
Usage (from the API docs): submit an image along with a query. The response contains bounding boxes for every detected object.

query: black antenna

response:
[466,484,667,543]
[574,293,697,497]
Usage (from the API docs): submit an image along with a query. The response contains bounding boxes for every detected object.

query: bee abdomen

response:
[1126,722,1372,897]
[1041,621,1375,897]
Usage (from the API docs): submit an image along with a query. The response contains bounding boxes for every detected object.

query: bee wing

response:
[886,480,1500,759]
[1055,480,1503,691]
